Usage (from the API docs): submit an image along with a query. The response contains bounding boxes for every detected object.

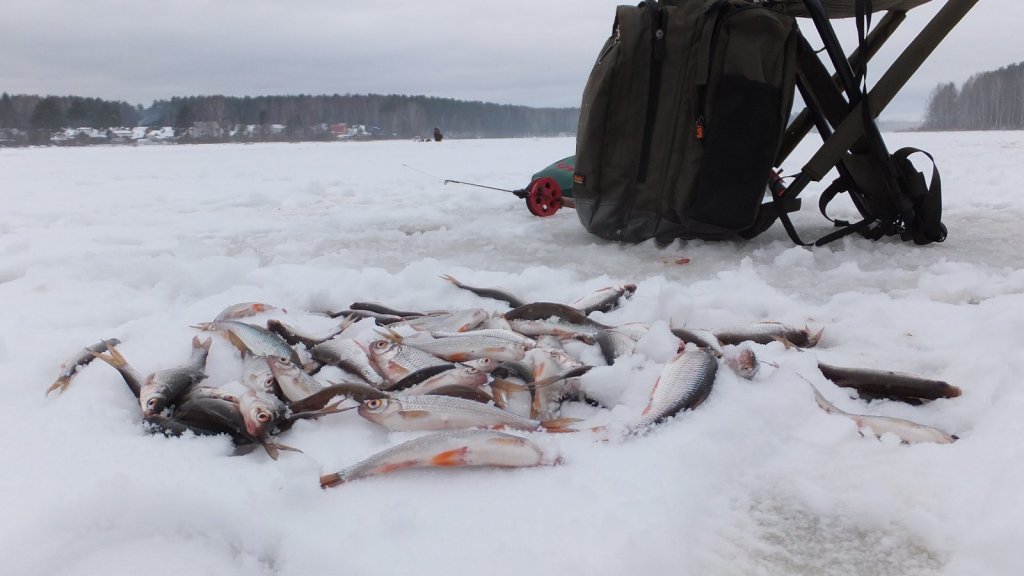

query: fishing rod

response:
[402,162,574,217]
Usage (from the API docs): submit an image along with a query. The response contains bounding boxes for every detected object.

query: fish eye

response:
[372,341,388,351]
[256,410,272,423]
[364,399,385,410]
[146,398,159,409]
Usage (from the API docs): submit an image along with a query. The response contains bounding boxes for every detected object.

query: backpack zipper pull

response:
[696,116,705,140]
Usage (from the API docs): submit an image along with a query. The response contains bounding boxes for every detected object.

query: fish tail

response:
[46,376,72,395]
[91,344,128,368]
[440,274,462,288]
[191,322,215,331]
[192,336,213,352]
[540,417,581,433]
[810,385,845,415]
[805,326,825,348]
[320,472,345,489]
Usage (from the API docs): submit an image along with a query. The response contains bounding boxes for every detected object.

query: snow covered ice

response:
[1,132,1023,576]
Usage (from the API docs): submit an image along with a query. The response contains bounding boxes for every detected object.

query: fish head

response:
[369,339,396,360]
[466,357,497,372]
[139,381,168,418]
[357,396,398,424]
[456,366,489,387]
[239,390,282,438]
[243,356,277,394]
[265,355,298,378]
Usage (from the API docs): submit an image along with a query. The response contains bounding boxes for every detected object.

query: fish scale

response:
[369,340,452,383]
[638,347,718,428]
[311,337,384,386]
[359,394,555,432]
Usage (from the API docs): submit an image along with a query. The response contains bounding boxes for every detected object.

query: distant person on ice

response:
[433,127,443,142]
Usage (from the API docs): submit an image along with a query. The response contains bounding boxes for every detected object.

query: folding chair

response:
[751,0,979,245]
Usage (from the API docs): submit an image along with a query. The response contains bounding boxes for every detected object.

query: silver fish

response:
[358,394,577,432]
[266,355,328,402]
[138,336,212,417]
[637,347,718,429]
[811,386,957,444]
[461,357,500,373]
[241,353,277,395]
[595,328,643,365]
[670,325,725,356]
[48,337,121,395]
[311,337,384,387]
[238,387,287,439]
[402,333,529,363]
[570,283,637,314]
[319,429,551,487]
[368,340,452,384]
[197,320,301,365]
[389,309,490,333]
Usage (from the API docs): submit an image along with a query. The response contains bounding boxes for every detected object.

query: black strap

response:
[892,146,946,244]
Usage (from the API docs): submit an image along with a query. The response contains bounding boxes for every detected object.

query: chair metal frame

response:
[770,0,979,244]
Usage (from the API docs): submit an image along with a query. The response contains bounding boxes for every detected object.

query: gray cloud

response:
[0,0,1009,120]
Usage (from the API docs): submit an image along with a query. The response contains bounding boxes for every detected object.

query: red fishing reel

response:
[525,177,563,217]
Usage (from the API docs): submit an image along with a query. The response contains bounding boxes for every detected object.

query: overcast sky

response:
[0,0,1012,120]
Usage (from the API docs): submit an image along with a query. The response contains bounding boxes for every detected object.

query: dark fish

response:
[441,274,526,308]
[48,338,121,395]
[137,337,212,417]
[818,362,962,403]
[424,385,494,404]
[385,364,458,392]
[171,396,302,459]
[324,309,405,325]
[286,381,388,415]
[713,322,823,348]
[349,302,425,318]
[267,319,346,349]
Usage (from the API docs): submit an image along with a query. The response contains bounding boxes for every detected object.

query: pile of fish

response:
[48,276,963,487]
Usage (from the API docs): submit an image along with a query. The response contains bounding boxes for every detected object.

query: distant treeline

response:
[922,62,1024,130]
[0,92,579,141]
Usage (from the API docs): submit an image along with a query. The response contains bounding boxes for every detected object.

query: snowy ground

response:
[1,132,1022,576]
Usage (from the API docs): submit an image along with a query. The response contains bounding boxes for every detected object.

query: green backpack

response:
[573,0,799,242]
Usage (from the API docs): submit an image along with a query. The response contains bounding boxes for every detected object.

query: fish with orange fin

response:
[319,429,553,488]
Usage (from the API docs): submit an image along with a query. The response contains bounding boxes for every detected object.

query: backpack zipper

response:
[636,3,666,184]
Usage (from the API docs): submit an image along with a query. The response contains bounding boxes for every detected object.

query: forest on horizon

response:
[0,92,579,145]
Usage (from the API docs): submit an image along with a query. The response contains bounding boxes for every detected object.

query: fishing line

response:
[401,163,446,182]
